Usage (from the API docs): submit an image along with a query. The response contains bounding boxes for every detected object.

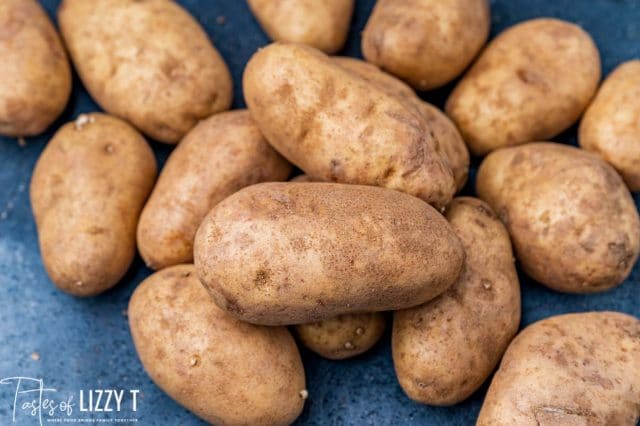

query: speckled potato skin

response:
[58,0,232,144]
[137,110,291,270]
[30,114,157,297]
[247,0,354,54]
[477,142,640,293]
[129,265,306,426]
[446,18,601,156]
[243,42,456,210]
[393,197,520,406]
[334,57,469,191]
[477,312,640,426]
[580,61,640,191]
[0,0,71,137]
[296,313,386,360]
[194,182,464,325]
[362,0,490,91]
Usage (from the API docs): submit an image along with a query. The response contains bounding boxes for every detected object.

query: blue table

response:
[0,1,638,425]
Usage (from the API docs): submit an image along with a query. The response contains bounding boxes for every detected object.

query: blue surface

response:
[0,1,639,425]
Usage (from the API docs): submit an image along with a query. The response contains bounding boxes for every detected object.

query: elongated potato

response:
[243,42,456,209]
[194,182,464,325]
[137,110,291,270]
[362,0,490,90]
[393,197,520,405]
[0,0,71,136]
[447,18,601,156]
[477,312,640,426]
[477,142,640,293]
[58,0,232,144]
[247,0,354,54]
[334,57,469,191]
[296,313,386,360]
[580,60,640,191]
[31,113,157,296]
[129,265,306,426]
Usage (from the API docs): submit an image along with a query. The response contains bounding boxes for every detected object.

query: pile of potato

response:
[3,0,638,424]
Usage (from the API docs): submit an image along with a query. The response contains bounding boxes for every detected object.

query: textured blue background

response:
[0,1,638,425]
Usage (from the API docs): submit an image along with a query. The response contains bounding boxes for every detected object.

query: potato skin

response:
[296,313,386,360]
[334,57,469,191]
[362,0,490,90]
[477,142,640,293]
[477,312,640,426]
[446,18,601,156]
[393,197,520,406]
[243,42,456,210]
[129,264,306,426]
[30,113,157,296]
[580,61,640,191]
[0,0,71,136]
[247,0,354,54]
[137,110,291,270]
[194,182,464,325]
[58,0,232,144]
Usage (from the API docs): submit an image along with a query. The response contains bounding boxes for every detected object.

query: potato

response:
[362,0,490,91]
[129,264,306,426]
[247,0,354,54]
[58,0,232,144]
[290,174,317,183]
[580,60,640,192]
[446,18,601,156]
[137,110,291,270]
[393,197,520,405]
[30,113,157,296]
[334,57,469,191]
[194,182,464,325]
[243,42,456,210]
[477,312,640,425]
[0,0,71,137]
[296,313,386,360]
[477,142,640,293]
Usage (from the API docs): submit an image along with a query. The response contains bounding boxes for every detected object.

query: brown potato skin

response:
[129,264,306,426]
[477,142,640,293]
[30,113,157,296]
[393,197,520,406]
[446,18,601,156]
[296,313,386,360]
[362,0,490,90]
[334,57,469,191]
[0,0,71,137]
[247,0,354,54]
[137,110,291,270]
[58,0,232,144]
[194,182,464,325]
[477,312,640,426]
[580,61,640,191]
[243,42,456,210]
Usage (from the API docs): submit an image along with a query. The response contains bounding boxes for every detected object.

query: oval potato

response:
[580,60,640,191]
[194,182,464,325]
[243,42,456,210]
[58,0,233,144]
[129,264,306,426]
[446,18,601,156]
[247,0,354,54]
[30,113,157,296]
[477,142,640,293]
[362,0,490,90]
[0,0,71,136]
[477,312,640,426]
[393,197,520,405]
[296,313,386,360]
[137,110,291,270]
